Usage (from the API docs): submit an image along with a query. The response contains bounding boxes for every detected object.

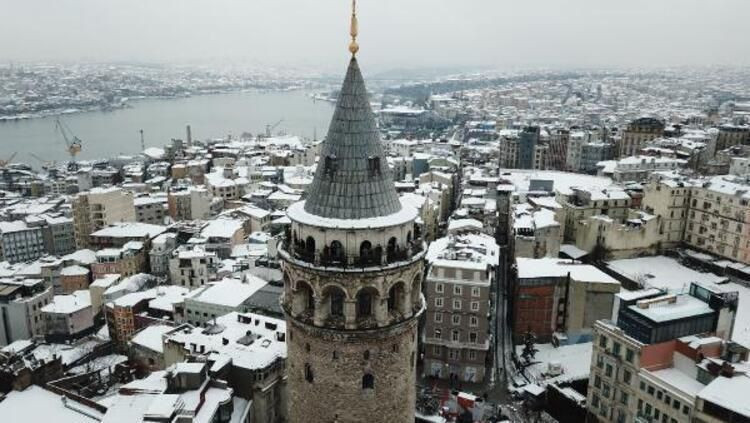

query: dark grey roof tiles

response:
[303,58,402,220]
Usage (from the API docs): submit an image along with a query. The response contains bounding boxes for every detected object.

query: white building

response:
[168,246,218,288]
[40,290,94,340]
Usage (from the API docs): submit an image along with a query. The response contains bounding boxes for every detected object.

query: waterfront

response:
[0,90,334,162]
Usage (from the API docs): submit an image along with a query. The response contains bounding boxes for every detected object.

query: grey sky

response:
[1,0,749,70]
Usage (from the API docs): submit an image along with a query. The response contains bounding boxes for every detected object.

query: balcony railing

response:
[281,237,425,269]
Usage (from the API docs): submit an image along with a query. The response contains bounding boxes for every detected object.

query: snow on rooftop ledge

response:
[287,199,417,230]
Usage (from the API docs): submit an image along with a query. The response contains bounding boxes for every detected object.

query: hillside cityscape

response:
[0,2,749,423]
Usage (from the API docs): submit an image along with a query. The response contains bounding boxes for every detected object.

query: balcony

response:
[280,237,425,271]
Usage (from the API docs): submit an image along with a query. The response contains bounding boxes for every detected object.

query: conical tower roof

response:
[303,58,402,220]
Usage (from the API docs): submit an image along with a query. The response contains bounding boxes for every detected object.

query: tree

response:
[521,330,538,365]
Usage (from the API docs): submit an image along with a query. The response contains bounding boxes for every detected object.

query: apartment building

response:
[644,173,750,265]
[513,258,620,344]
[167,186,213,221]
[72,187,135,248]
[618,118,665,158]
[586,282,740,423]
[0,221,45,264]
[168,246,218,288]
[422,233,499,383]
[0,279,53,346]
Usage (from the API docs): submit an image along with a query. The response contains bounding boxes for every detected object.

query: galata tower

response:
[279,2,425,422]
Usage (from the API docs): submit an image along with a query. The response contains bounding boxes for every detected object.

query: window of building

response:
[453,285,462,295]
[613,342,621,356]
[469,316,478,327]
[623,369,632,384]
[621,391,629,405]
[599,335,607,348]
[435,298,443,308]
[433,345,441,355]
[451,330,460,342]
[594,375,601,388]
[434,329,441,339]
[602,384,610,398]
[471,301,480,311]
[592,394,600,408]
[469,332,478,343]
[434,312,443,323]
[648,385,655,396]
[605,364,613,377]
[452,315,461,325]
[672,400,680,410]
[435,283,444,293]
[448,349,459,360]
[471,287,480,297]
[625,348,634,363]
[452,299,462,310]
[657,390,663,400]
[468,350,476,360]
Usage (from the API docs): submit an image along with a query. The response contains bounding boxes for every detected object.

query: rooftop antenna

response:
[349,0,359,57]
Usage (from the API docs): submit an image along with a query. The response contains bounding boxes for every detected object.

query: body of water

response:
[0,90,334,163]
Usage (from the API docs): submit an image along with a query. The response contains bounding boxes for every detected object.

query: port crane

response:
[54,118,83,168]
[29,153,56,170]
[0,152,17,168]
[265,119,284,138]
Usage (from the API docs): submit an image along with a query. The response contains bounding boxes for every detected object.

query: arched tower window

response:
[328,286,345,317]
[387,237,398,260]
[360,240,372,262]
[362,373,374,390]
[356,289,375,318]
[367,156,381,176]
[305,236,315,255]
[406,231,412,244]
[330,240,344,261]
[388,282,405,313]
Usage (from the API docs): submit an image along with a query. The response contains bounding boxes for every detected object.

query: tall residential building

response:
[167,186,213,221]
[279,16,425,422]
[519,126,540,169]
[0,279,53,346]
[422,233,498,383]
[644,173,750,264]
[715,124,750,151]
[0,221,45,264]
[548,128,570,170]
[512,258,620,343]
[72,187,135,248]
[618,117,665,157]
[586,282,741,423]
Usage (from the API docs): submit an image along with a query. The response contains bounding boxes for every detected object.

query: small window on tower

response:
[324,154,338,177]
[368,156,381,176]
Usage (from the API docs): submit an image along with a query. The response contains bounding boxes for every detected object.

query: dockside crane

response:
[54,118,83,169]
[0,152,17,168]
[265,119,284,138]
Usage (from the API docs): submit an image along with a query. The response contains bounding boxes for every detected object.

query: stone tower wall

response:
[286,316,419,423]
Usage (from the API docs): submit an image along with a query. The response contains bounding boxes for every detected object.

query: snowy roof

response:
[61,265,89,276]
[606,256,726,293]
[447,218,484,232]
[200,218,244,239]
[0,385,100,423]
[188,276,267,308]
[645,367,706,398]
[697,375,750,417]
[426,233,499,275]
[130,324,174,353]
[517,342,593,385]
[628,294,713,323]
[91,222,167,239]
[516,258,619,284]
[41,290,91,314]
[164,311,286,371]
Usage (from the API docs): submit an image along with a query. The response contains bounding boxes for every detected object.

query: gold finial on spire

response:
[349,0,359,56]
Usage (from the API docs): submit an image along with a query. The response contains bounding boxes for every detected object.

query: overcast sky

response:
[2,0,749,71]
